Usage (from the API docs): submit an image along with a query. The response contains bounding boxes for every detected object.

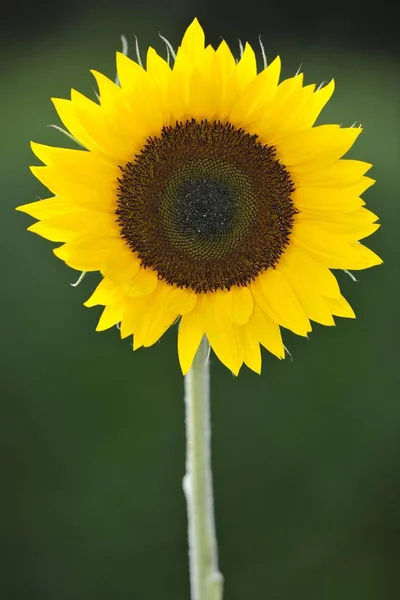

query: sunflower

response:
[18,19,382,375]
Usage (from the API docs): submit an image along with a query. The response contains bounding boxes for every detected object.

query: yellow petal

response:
[95,71,148,133]
[277,125,362,172]
[203,294,244,375]
[116,51,145,90]
[236,43,257,90]
[130,283,196,349]
[279,246,340,298]
[168,48,194,120]
[28,211,118,243]
[214,286,254,325]
[17,197,74,219]
[27,219,75,242]
[211,40,238,118]
[119,296,149,339]
[348,243,383,270]
[30,165,116,212]
[101,248,141,285]
[292,178,375,214]
[258,82,316,144]
[124,267,158,297]
[178,307,205,375]
[69,89,131,163]
[215,39,236,78]
[162,286,198,315]
[146,47,171,94]
[179,18,205,63]
[31,142,115,173]
[91,70,123,109]
[323,207,379,226]
[301,79,335,128]
[246,303,285,359]
[293,224,382,270]
[51,97,95,151]
[53,238,123,271]
[96,67,164,148]
[96,303,124,331]
[296,159,373,188]
[84,277,120,307]
[295,213,380,242]
[253,269,311,336]
[54,91,119,159]
[280,269,335,326]
[133,287,178,349]
[296,292,335,326]
[247,72,305,141]
[325,294,355,318]
[230,56,281,124]
[188,59,220,120]
[116,53,164,128]
[242,326,262,373]
[293,221,363,269]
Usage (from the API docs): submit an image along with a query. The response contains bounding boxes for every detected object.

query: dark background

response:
[1,0,399,598]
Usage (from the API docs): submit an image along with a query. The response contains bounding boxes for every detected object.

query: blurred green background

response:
[1,1,399,598]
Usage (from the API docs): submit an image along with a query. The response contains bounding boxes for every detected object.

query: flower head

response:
[18,19,382,375]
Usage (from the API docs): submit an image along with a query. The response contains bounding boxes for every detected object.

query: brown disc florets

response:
[116,119,296,293]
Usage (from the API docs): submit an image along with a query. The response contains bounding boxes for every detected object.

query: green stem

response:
[183,336,224,600]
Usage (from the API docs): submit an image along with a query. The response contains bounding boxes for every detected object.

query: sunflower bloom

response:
[18,19,382,375]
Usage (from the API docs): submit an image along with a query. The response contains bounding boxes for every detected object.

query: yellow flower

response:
[18,19,382,375]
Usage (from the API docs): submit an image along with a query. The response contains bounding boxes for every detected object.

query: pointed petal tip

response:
[248,362,262,375]
[179,17,205,54]
[365,177,376,188]
[354,244,383,268]
[271,55,281,67]
[53,245,66,260]
[320,78,335,92]
[89,69,102,85]
[115,50,135,65]
[186,17,203,34]
[371,255,383,266]
[84,295,97,308]
[15,203,32,214]
[133,337,143,351]
[30,140,41,154]
[26,222,38,233]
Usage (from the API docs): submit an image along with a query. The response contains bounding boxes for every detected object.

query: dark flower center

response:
[174,176,235,239]
[116,119,296,293]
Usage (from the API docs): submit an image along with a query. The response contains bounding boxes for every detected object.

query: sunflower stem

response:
[184,337,223,600]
